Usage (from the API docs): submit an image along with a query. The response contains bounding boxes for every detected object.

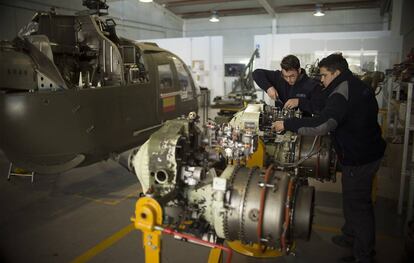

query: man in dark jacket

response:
[273,53,386,263]
[253,54,324,114]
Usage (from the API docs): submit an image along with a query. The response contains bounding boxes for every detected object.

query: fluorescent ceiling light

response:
[209,11,220,22]
[313,4,325,17]
[139,0,153,3]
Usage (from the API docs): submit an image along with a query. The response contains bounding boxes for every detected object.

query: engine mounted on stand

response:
[231,104,337,181]
[131,104,337,263]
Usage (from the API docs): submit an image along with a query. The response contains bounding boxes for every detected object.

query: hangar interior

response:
[0,0,414,263]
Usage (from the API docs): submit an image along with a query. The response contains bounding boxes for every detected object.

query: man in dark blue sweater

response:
[274,54,386,263]
[253,54,324,114]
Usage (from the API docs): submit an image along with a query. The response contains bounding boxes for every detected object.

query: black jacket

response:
[284,69,386,166]
[253,68,323,114]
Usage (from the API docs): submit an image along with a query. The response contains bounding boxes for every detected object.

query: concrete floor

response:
[0,151,408,263]
[0,108,410,263]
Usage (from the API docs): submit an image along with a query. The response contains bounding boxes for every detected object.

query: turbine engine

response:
[131,106,323,254]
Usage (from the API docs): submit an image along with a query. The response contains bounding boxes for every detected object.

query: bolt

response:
[258,182,276,188]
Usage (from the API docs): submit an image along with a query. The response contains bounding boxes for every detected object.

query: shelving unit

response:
[385,77,402,138]
[392,81,414,225]
[383,75,414,223]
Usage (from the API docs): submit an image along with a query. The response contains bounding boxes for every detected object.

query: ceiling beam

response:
[180,7,266,19]
[156,0,249,8]
[274,0,380,13]
[257,0,275,16]
[177,0,380,19]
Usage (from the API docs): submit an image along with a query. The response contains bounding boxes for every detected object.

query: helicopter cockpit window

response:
[120,46,149,84]
[122,46,135,64]
[158,64,173,90]
[172,57,193,100]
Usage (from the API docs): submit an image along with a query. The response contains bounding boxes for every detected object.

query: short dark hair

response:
[318,53,349,73]
[281,55,300,71]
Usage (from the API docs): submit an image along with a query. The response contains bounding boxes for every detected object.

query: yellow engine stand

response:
[246,138,265,169]
[208,248,223,263]
[134,197,229,263]
[133,197,163,263]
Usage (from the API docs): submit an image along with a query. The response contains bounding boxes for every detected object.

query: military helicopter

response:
[0,0,198,174]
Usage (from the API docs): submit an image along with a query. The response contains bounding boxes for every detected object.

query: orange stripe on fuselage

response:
[162,96,176,112]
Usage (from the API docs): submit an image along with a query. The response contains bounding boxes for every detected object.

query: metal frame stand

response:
[7,163,35,183]
[397,82,414,225]
[133,196,232,263]
[384,76,403,138]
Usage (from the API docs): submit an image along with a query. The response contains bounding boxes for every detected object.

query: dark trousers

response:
[341,159,381,263]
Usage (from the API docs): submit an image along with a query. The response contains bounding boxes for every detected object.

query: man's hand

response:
[284,98,299,109]
[272,121,285,132]
[267,87,279,101]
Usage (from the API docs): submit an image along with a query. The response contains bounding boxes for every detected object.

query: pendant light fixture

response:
[209,11,220,22]
[313,4,325,17]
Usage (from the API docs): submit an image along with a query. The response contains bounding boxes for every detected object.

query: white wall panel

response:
[185,8,387,63]
[210,36,224,99]
[143,36,224,103]
[326,39,363,51]
[290,39,325,53]
[254,31,402,72]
